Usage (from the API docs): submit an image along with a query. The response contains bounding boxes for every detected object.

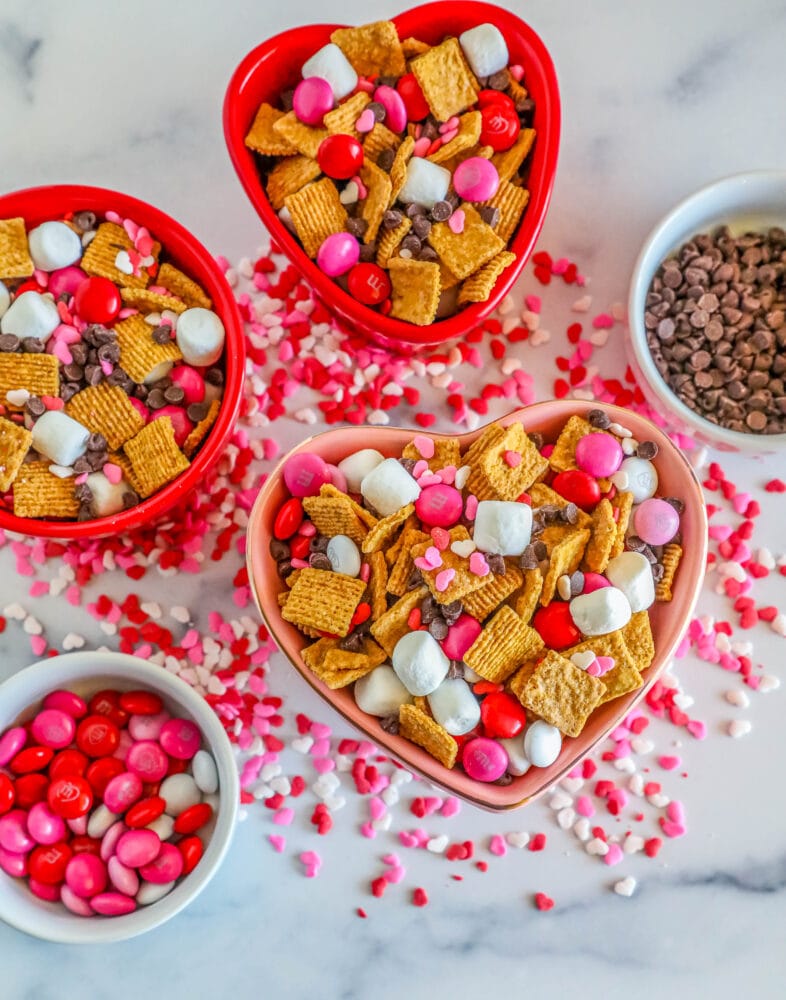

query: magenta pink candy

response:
[103,772,143,814]
[30,708,76,750]
[115,829,161,869]
[293,76,334,126]
[0,844,28,878]
[373,84,407,133]
[0,726,27,767]
[452,157,500,202]
[159,718,201,761]
[91,892,137,916]
[149,406,192,448]
[169,365,205,405]
[138,842,183,884]
[27,802,66,846]
[326,463,348,493]
[633,497,680,546]
[125,740,169,782]
[582,572,611,593]
[43,689,88,719]
[441,613,482,661]
[60,884,94,916]
[283,452,332,498]
[461,737,509,782]
[0,810,35,854]
[128,710,170,742]
[414,484,463,528]
[65,853,108,899]
[108,855,140,897]
[47,265,87,299]
[575,432,623,478]
[29,877,61,902]
[316,231,360,277]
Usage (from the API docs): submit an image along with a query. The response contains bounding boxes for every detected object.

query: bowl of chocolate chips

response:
[628,170,786,453]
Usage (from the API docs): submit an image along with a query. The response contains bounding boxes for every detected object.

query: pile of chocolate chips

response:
[645,226,786,434]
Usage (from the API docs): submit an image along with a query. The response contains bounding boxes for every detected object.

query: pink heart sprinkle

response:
[448,209,465,235]
[360,822,377,839]
[586,660,601,677]
[435,568,456,592]
[398,831,418,848]
[384,865,406,884]
[510,64,524,81]
[504,450,521,468]
[440,796,461,818]
[424,546,443,568]
[50,339,73,365]
[439,465,456,484]
[417,473,442,487]
[469,552,489,577]
[369,797,386,820]
[489,834,507,857]
[102,462,122,485]
[595,656,615,676]
[355,108,376,133]
[430,527,450,550]
[312,757,335,774]
[412,136,431,157]
[413,433,435,459]
[412,459,429,478]
[268,834,286,853]
[440,127,458,146]
[439,116,460,133]
[351,174,368,199]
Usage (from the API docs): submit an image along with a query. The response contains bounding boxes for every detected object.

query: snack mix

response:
[245,19,536,325]
[271,411,685,784]
[0,210,226,522]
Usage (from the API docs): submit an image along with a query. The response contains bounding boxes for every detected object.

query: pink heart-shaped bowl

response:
[224,1,560,351]
[246,402,708,810]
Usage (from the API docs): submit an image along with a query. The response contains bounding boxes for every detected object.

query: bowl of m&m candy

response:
[0,651,238,942]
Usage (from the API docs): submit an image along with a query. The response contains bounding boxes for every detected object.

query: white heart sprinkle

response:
[571,650,596,671]
[728,719,752,739]
[206,675,226,696]
[586,837,609,856]
[572,294,593,313]
[557,807,575,830]
[623,835,645,854]
[450,539,476,559]
[505,831,530,849]
[529,328,551,347]
[614,876,637,897]
[557,575,572,601]
[561,777,584,795]
[114,250,134,274]
[573,817,591,841]
[324,795,346,811]
[548,789,573,810]
[62,632,85,651]
[291,736,314,754]
[724,689,750,708]
[426,834,448,853]
[454,465,471,490]
[589,329,609,347]
[5,389,29,406]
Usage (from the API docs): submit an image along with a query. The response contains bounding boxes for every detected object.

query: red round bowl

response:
[224,0,560,350]
[0,184,245,539]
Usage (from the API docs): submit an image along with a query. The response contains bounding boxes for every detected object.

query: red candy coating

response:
[85,756,126,798]
[125,796,166,829]
[47,776,93,819]
[173,802,213,835]
[317,134,364,180]
[13,773,49,809]
[347,262,391,306]
[552,469,602,511]
[28,841,72,885]
[289,534,311,560]
[480,691,528,739]
[76,715,121,758]
[49,748,89,781]
[177,835,204,875]
[273,497,304,540]
[479,95,520,152]
[533,602,581,651]
[88,690,129,728]
[0,773,14,816]
[73,275,121,325]
[396,72,430,120]
[118,690,163,716]
[10,745,54,774]
[70,835,103,856]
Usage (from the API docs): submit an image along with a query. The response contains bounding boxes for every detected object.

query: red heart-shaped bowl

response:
[224,1,560,350]
[246,402,708,810]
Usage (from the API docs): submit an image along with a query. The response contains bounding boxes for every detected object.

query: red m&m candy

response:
[47,776,93,820]
[480,691,528,739]
[552,469,601,511]
[0,773,14,816]
[317,134,364,179]
[347,262,391,306]
[76,715,120,758]
[478,92,519,152]
[28,842,73,885]
[273,497,304,539]
[396,72,430,121]
[10,745,54,774]
[119,690,163,716]
[73,276,121,325]
[533,602,581,650]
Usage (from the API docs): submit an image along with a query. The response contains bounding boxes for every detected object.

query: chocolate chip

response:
[417,246,439,263]
[377,148,396,172]
[428,618,448,641]
[379,715,399,735]
[636,440,658,460]
[276,559,293,579]
[486,553,506,575]
[87,432,107,452]
[588,408,611,429]
[0,334,20,352]
[309,535,329,554]
[152,325,173,345]
[412,216,432,240]
[442,600,463,625]
[519,544,540,569]
[406,203,428,219]
[339,631,364,652]
[345,217,368,240]
[25,395,46,417]
[431,200,453,222]
[269,539,290,560]
[72,456,92,475]
[447,660,464,680]
[487,68,510,90]
[98,342,120,364]
[562,503,579,525]
[401,234,422,255]
[72,211,97,232]
[21,337,44,354]
[493,772,513,786]
[205,367,224,386]
[383,209,404,230]
[146,389,167,410]
[478,206,500,228]
[358,243,377,263]
[85,364,103,386]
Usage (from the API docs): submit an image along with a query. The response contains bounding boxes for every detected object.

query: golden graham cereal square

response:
[0,217,34,278]
[461,421,506,469]
[65,382,145,452]
[491,128,536,183]
[467,420,548,500]
[370,586,428,655]
[540,527,591,605]
[303,492,370,544]
[272,111,328,159]
[562,631,642,705]
[123,417,189,498]
[81,223,155,290]
[284,178,348,259]
[0,353,59,409]
[155,263,212,309]
[398,703,457,769]
[458,250,516,305]
[401,437,461,472]
[464,605,545,684]
[582,498,617,573]
[282,567,366,637]
[320,483,379,529]
[0,416,32,491]
[621,611,656,672]
[363,123,402,166]
[517,650,605,738]
[119,287,188,315]
[376,217,411,268]
[427,111,482,166]
[410,38,479,122]
[384,512,418,564]
[324,637,387,674]
[114,313,183,385]
[323,92,371,136]
[386,526,430,595]
[509,566,544,624]
[462,563,524,621]
[548,415,595,473]
[428,204,505,281]
[361,502,415,554]
[529,482,592,531]
[367,550,389,622]
[656,543,683,602]
[330,21,407,77]
[266,155,323,212]
[13,462,79,519]
[388,257,441,327]
[360,160,393,243]
[480,180,530,244]
[388,135,415,205]
[245,103,298,156]
[610,490,634,558]
[411,525,489,605]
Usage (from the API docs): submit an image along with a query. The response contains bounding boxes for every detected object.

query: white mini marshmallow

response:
[524,721,563,768]
[354,665,413,717]
[473,500,532,556]
[611,457,658,503]
[302,43,357,101]
[278,206,296,232]
[398,158,451,209]
[85,471,128,518]
[605,551,655,612]
[175,308,226,367]
[427,678,481,736]
[0,281,9,319]
[459,23,509,79]
[27,221,83,272]
[326,534,361,577]
[0,290,60,343]
[392,630,450,696]
[338,448,385,492]
[570,586,632,637]
[31,410,89,467]
[360,457,420,517]
[498,735,531,776]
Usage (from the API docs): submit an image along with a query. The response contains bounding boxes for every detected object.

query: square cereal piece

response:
[0,353,59,409]
[507,78,528,105]
[491,128,536,183]
[319,482,378,528]
[412,525,489,605]
[360,160,393,243]
[363,123,402,166]
[324,92,371,136]
[266,155,323,212]
[509,566,543,624]
[548,415,595,473]
[621,611,655,672]
[330,21,406,77]
[13,462,79,519]
[376,217,411,268]
[581,498,617,573]
[427,111,482,166]
[388,135,415,205]
[481,180,530,243]
[0,416,32,491]
[458,250,516,305]
[182,399,220,458]
[402,437,461,473]
[507,659,539,702]
[301,637,379,687]
[370,586,428,655]
[461,421,506,469]
[401,36,430,58]
[541,528,591,605]
[272,111,328,159]
[398,703,457,769]
[244,103,297,156]
[462,563,524,621]
[80,223,154,289]
[107,450,143,497]
[410,37,479,122]
[361,502,414,554]
[388,257,441,327]
[0,217,34,278]
[610,490,634,559]
[367,550,389,622]
[463,605,545,684]
[155,262,212,310]
[119,287,188,315]
[123,417,189,498]
[384,512,417,564]
[282,567,366,637]
[529,482,592,530]
[386,526,430,594]
[324,637,387,674]
[517,649,604,738]
[65,382,145,451]
[468,421,548,500]
[656,543,682,602]
[303,492,370,544]
[301,636,338,672]
[428,204,505,281]
[284,178,348,259]
[598,655,643,705]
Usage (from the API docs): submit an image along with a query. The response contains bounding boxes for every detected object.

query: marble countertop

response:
[2,1,786,997]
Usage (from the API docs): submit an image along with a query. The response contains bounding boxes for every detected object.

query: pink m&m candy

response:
[462,737,509,782]
[107,855,140,897]
[317,232,359,277]
[126,740,169,782]
[139,841,184,884]
[169,365,206,405]
[30,709,76,750]
[633,498,680,546]
[90,891,136,916]
[373,84,407,133]
[115,829,161,869]
[452,157,500,202]
[103,772,143,814]
[441,613,482,661]
[575,432,623,478]
[0,727,27,768]
[0,845,28,878]
[0,810,35,854]
[60,884,94,916]
[159,718,201,761]
[43,690,88,720]
[414,484,463,528]
[128,710,170,742]
[283,452,331,498]
[582,572,611,594]
[293,76,334,126]
[27,802,67,845]
[65,852,107,898]
[47,265,87,299]
[29,877,61,902]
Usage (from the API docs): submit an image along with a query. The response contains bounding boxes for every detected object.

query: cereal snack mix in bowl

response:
[246,401,707,810]
[0,651,239,943]
[224,1,560,349]
[0,185,245,537]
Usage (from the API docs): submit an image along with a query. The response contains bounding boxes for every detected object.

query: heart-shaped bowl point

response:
[246,402,708,811]
[224,1,560,351]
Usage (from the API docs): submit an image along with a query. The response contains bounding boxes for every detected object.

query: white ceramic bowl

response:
[0,652,239,943]
[628,170,786,454]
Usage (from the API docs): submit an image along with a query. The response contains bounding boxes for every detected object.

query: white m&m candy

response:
[398,158,451,209]
[301,43,357,101]
[30,411,90,467]
[175,308,226,367]
[27,221,82,272]
[611,457,658,503]
[473,500,532,556]
[360,457,420,517]
[605,551,655,612]
[0,290,60,342]
[569,586,632,637]
[459,23,509,79]
[524,721,562,768]
[392,630,450,696]
[326,534,361,577]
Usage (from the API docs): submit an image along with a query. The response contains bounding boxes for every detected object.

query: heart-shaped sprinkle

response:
[103,462,122,485]
[464,495,478,520]
[571,650,596,671]
[355,108,376,133]
[506,831,530,849]
[417,472,442,487]
[339,181,359,205]
[431,527,450,550]
[439,465,457,485]
[450,538,476,559]
[510,63,524,81]
[426,834,448,853]
[439,116,460,134]
[529,328,551,347]
[412,136,431,157]
[412,459,429,478]
[5,388,30,407]
[435,568,455,592]
[504,450,521,468]
[595,655,615,676]
[352,174,368,199]
[439,127,458,145]
[413,433,435,459]
[455,465,471,490]
[448,209,465,234]
[469,551,489,577]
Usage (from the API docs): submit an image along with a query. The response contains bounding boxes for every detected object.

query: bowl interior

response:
[223,0,560,349]
[0,652,238,943]
[247,401,708,810]
[0,184,245,539]
[627,170,786,453]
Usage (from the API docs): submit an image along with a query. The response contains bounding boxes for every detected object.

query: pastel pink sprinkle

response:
[441,796,461,818]
[448,209,465,235]
[504,450,521,468]
[525,294,541,312]
[658,755,681,770]
[435,568,456,592]
[603,843,624,866]
[355,108,376,132]
[412,136,431,157]
[431,527,450,550]
[272,808,294,826]
[489,835,507,857]
[686,719,707,740]
[464,495,478,520]
[102,463,122,485]
[268,834,286,853]
[469,552,489,577]
[413,434,435,459]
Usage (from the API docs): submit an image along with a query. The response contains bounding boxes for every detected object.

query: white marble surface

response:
[1,1,786,997]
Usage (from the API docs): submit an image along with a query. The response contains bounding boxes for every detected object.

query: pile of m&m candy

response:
[0,685,219,917]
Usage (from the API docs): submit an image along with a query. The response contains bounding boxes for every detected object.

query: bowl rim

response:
[0,183,246,539]
[246,401,708,810]
[0,650,239,943]
[627,168,786,451]
[222,0,561,347]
